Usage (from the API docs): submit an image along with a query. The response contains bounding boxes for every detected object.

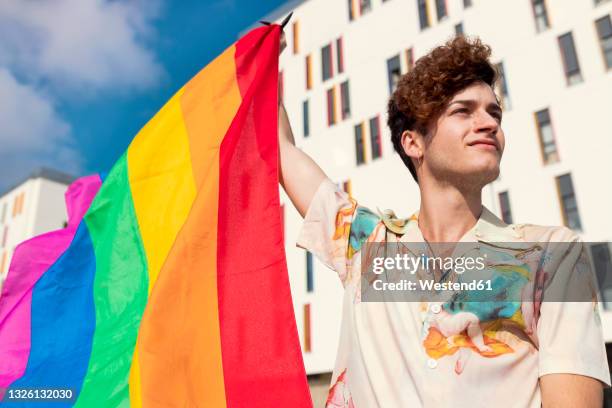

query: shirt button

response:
[427,358,438,369]
[430,304,441,314]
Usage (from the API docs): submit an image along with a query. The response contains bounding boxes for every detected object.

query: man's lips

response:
[467,139,499,150]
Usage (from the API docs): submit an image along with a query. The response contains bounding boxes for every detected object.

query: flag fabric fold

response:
[0,24,311,407]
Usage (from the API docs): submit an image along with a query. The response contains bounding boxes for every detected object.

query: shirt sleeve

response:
[537,233,611,387]
[296,178,379,285]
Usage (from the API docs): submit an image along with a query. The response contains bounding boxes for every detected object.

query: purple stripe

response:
[0,175,101,392]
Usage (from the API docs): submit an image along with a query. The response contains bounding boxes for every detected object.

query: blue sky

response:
[0,0,288,190]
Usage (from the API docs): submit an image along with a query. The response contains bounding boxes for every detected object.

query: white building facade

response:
[0,168,73,287]
[258,0,612,380]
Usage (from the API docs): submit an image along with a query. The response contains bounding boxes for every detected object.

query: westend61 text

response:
[371,253,487,275]
[372,279,493,292]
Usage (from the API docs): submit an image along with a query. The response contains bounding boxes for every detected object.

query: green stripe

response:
[76,153,149,407]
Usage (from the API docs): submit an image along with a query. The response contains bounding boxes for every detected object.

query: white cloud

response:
[0,0,164,93]
[0,0,164,190]
[0,69,82,189]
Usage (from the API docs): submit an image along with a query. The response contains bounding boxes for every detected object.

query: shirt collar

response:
[378,206,535,285]
[379,205,525,245]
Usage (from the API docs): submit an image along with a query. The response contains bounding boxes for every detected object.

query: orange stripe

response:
[136,44,241,407]
[181,47,242,187]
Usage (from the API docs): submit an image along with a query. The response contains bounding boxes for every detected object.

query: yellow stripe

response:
[127,88,197,292]
[126,88,198,407]
[128,347,142,407]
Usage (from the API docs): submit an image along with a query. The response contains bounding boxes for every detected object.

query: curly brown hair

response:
[387,35,499,182]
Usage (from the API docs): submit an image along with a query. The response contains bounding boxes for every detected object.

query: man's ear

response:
[400,129,424,160]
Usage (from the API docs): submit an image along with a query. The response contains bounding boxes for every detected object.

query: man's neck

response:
[417,178,483,243]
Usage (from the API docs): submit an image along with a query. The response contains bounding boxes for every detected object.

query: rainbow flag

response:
[0,24,311,407]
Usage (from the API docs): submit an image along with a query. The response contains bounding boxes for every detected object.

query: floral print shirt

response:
[297,179,610,408]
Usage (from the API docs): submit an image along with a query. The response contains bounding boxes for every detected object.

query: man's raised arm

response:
[278,103,327,218]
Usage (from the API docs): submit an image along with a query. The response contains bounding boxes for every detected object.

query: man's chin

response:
[475,167,500,185]
[429,162,500,190]
[452,166,500,190]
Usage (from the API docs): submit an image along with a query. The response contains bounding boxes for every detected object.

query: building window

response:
[342,180,353,196]
[387,54,402,94]
[348,0,356,21]
[0,251,6,275]
[417,0,430,30]
[292,22,299,54]
[278,70,284,103]
[11,193,24,218]
[360,0,372,15]
[327,87,337,126]
[303,303,311,352]
[340,81,351,120]
[336,37,345,73]
[455,22,464,36]
[322,44,333,81]
[558,32,583,85]
[531,0,550,33]
[369,116,382,160]
[535,108,558,164]
[496,62,512,110]
[1,203,6,223]
[595,15,612,70]
[498,191,513,224]
[463,0,472,8]
[435,0,447,21]
[355,123,366,165]
[590,243,612,309]
[306,252,314,292]
[405,48,414,72]
[12,195,18,218]
[305,54,313,90]
[303,100,310,138]
[1,226,7,248]
[556,173,582,230]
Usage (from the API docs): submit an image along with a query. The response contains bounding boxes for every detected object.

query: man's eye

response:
[453,108,469,115]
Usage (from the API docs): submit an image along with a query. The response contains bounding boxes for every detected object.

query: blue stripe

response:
[3,223,96,407]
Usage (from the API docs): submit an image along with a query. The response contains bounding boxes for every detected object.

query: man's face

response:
[421,81,505,189]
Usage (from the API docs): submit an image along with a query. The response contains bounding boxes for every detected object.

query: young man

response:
[278,36,610,407]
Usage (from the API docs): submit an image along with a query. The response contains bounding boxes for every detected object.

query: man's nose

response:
[474,109,499,134]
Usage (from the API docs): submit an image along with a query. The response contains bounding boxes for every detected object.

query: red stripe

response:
[216,25,311,407]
